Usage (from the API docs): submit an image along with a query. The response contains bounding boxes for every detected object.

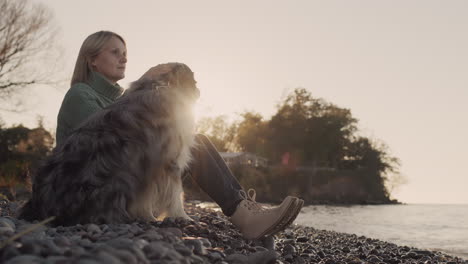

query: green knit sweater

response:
[56,72,124,146]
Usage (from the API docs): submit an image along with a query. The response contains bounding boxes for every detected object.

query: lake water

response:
[295,204,468,259]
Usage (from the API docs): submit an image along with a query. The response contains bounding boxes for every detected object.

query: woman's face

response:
[91,36,127,84]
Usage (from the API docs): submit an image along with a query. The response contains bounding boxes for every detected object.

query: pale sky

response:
[3,0,467,204]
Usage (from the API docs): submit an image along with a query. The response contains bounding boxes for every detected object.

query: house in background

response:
[219,152,268,168]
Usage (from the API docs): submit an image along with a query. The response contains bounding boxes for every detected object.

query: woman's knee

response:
[195,134,210,144]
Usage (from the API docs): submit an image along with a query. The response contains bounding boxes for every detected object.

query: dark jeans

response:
[186,134,244,216]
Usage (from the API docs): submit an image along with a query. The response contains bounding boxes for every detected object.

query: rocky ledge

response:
[0,199,466,264]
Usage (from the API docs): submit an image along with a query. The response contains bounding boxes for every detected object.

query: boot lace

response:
[239,189,266,213]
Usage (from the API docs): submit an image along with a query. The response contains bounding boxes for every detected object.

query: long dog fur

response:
[20,63,199,225]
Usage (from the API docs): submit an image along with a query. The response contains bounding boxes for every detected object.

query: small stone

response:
[0,217,16,230]
[174,243,193,256]
[199,238,212,248]
[45,256,69,264]
[42,239,64,255]
[162,217,177,226]
[86,224,102,234]
[230,239,245,249]
[54,236,71,247]
[184,238,207,255]
[293,256,306,264]
[283,230,294,238]
[144,241,170,259]
[95,250,122,264]
[161,227,183,237]
[283,254,294,261]
[296,236,309,243]
[225,253,248,263]
[261,236,275,251]
[283,244,297,255]
[138,230,163,241]
[2,246,21,261]
[133,239,149,249]
[112,250,138,264]
[0,226,14,234]
[19,240,42,255]
[67,246,86,257]
[75,257,102,264]
[254,246,268,252]
[247,250,278,264]
[208,251,224,261]
[5,255,43,264]
[413,250,432,256]
[368,256,382,263]
[165,249,184,261]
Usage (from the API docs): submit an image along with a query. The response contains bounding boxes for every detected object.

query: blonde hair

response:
[71,31,126,85]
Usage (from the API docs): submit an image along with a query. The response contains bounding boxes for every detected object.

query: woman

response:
[56,31,303,240]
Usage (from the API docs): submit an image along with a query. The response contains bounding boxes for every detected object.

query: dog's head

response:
[153,63,200,101]
[128,63,200,102]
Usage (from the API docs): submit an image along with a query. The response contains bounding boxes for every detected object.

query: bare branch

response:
[0,0,61,111]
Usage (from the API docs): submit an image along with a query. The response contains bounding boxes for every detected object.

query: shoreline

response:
[0,200,466,264]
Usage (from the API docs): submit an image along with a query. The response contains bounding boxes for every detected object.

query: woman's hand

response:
[138,63,178,82]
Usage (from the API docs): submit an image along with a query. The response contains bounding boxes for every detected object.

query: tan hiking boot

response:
[230,189,300,240]
[263,198,304,237]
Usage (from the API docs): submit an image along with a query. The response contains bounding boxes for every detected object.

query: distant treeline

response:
[185,88,404,204]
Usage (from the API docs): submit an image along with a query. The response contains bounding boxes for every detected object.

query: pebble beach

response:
[0,199,466,264]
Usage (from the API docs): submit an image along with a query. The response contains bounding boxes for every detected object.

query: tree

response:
[0,122,53,199]
[0,0,59,110]
[267,88,358,166]
[236,112,268,156]
[196,116,237,152]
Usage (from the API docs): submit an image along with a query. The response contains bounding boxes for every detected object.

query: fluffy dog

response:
[20,63,199,225]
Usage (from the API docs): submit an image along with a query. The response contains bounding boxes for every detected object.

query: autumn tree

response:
[236,112,268,156]
[196,115,237,152]
[0,121,53,199]
[0,0,59,110]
